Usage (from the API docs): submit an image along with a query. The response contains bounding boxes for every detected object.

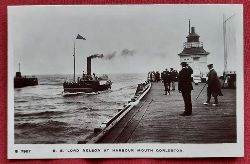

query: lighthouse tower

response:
[178,21,209,79]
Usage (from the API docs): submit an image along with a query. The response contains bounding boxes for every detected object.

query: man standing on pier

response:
[203,64,223,106]
[178,62,193,116]
[162,69,171,95]
[170,68,176,90]
[155,71,160,82]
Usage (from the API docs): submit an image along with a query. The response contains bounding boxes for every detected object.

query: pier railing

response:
[84,81,152,144]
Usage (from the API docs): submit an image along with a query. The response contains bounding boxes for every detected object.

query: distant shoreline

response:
[20,72,148,76]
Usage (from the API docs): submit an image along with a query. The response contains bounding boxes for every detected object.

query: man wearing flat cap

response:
[203,64,223,106]
[178,62,193,116]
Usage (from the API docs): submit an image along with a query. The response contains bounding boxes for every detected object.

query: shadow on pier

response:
[96,82,236,143]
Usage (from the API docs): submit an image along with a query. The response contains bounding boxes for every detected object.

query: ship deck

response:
[95,82,237,143]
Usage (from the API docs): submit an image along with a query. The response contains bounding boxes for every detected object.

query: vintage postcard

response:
[8,4,244,159]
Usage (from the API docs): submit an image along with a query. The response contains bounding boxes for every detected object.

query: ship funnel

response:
[16,62,22,77]
[87,57,91,75]
[191,27,195,33]
[16,72,21,78]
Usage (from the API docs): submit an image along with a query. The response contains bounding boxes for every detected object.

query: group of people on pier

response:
[148,68,178,95]
[147,71,161,82]
[149,62,223,116]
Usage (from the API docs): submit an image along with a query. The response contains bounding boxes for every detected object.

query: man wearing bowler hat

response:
[203,64,223,106]
[178,62,193,116]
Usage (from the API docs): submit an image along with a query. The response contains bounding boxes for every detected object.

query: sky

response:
[9,5,243,75]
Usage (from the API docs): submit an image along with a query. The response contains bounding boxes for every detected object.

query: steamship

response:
[14,63,38,88]
[63,56,112,94]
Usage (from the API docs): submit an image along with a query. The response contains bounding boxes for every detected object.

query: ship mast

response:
[189,19,191,34]
[18,62,20,72]
[73,34,86,82]
[73,40,76,82]
[223,14,235,73]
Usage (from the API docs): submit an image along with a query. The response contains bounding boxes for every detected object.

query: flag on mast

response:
[76,34,86,40]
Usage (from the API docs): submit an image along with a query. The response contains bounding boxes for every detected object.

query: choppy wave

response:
[15,122,40,129]
[15,120,69,132]
[39,82,62,86]
[39,120,69,133]
[74,106,90,111]
[15,110,66,117]
[15,100,29,103]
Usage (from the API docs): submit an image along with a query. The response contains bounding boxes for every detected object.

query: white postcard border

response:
[7,4,244,159]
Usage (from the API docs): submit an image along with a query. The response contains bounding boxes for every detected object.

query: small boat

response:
[14,63,38,88]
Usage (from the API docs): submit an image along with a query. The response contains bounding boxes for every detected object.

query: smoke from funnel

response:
[89,54,104,59]
[121,49,136,57]
[105,51,116,60]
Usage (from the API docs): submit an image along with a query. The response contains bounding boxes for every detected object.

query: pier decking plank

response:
[97,82,236,143]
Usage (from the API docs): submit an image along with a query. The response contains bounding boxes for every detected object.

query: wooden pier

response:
[95,82,236,143]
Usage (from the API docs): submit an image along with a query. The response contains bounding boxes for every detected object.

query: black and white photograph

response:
[8,4,243,158]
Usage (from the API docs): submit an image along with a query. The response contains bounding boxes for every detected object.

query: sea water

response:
[14,73,146,144]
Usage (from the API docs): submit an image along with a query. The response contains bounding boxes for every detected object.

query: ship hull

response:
[14,77,38,88]
[63,80,111,93]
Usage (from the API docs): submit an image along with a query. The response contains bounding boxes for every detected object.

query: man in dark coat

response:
[203,64,223,106]
[155,71,160,82]
[174,70,179,82]
[170,68,176,90]
[162,69,171,95]
[178,62,193,116]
